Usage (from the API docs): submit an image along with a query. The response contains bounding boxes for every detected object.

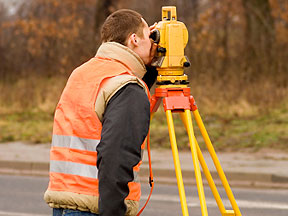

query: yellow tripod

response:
[150,86,242,216]
[148,6,242,215]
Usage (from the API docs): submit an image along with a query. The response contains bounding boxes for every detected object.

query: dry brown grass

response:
[188,75,288,118]
[0,76,67,114]
[0,74,287,150]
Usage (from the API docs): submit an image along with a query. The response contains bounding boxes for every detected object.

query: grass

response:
[0,101,287,151]
[149,104,288,152]
[0,76,287,152]
[0,101,288,151]
[0,111,54,143]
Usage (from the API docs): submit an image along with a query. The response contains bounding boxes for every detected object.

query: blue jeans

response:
[53,208,99,216]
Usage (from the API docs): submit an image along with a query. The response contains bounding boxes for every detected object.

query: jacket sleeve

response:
[142,65,158,89]
[96,83,150,216]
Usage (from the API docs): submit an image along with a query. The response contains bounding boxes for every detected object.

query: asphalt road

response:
[0,174,287,216]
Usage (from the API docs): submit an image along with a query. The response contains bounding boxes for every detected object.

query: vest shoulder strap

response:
[95,74,148,122]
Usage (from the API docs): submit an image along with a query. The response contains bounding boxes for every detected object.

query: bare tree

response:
[242,0,275,80]
[0,2,8,81]
[94,0,121,48]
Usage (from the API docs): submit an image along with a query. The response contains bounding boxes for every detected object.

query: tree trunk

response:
[242,0,275,81]
[94,0,121,49]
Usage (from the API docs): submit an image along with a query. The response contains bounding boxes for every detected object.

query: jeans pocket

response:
[62,209,76,215]
[62,209,99,216]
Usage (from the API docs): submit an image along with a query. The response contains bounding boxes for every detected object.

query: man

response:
[44,9,157,216]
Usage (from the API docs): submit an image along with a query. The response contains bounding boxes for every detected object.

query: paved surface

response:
[0,142,288,189]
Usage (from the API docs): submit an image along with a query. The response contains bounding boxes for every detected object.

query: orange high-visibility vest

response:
[47,56,150,205]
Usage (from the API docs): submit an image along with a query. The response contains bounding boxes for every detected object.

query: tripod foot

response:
[223,210,236,216]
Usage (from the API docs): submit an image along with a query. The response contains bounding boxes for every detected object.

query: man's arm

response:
[143,65,158,89]
[96,83,150,216]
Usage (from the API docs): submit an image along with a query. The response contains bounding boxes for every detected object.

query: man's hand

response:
[150,22,157,31]
[148,23,158,65]
[142,23,159,88]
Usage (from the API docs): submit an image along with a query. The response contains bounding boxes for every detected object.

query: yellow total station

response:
[150,6,190,85]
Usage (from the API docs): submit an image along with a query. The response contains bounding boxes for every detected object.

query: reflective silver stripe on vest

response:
[133,170,140,183]
[141,149,144,159]
[50,160,139,182]
[52,134,100,151]
[51,135,139,182]
[50,160,98,179]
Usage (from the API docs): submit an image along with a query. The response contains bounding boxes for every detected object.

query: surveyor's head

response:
[101,9,152,64]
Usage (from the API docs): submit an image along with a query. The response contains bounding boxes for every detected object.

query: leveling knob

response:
[183,62,190,67]
[157,47,166,53]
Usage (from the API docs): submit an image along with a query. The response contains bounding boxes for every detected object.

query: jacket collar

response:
[95,42,146,79]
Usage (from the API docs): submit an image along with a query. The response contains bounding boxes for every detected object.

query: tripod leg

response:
[194,137,227,214]
[166,110,189,216]
[180,111,227,214]
[182,110,208,216]
[192,109,242,216]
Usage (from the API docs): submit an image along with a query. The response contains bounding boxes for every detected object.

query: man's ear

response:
[128,33,139,47]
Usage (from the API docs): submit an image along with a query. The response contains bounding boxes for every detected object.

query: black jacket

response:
[96,66,157,216]
[96,84,150,216]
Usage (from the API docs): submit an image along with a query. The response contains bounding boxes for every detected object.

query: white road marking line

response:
[0,211,49,216]
[2,194,288,216]
[143,194,288,210]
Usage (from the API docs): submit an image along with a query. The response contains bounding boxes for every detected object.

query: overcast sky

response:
[0,0,25,15]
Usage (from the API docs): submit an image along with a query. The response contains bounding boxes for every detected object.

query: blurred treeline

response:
[0,0,288,115]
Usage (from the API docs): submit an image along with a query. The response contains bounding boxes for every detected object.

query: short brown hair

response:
[101,9,145,45]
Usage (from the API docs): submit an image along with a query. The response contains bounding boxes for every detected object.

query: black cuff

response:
[143,65,158,89]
